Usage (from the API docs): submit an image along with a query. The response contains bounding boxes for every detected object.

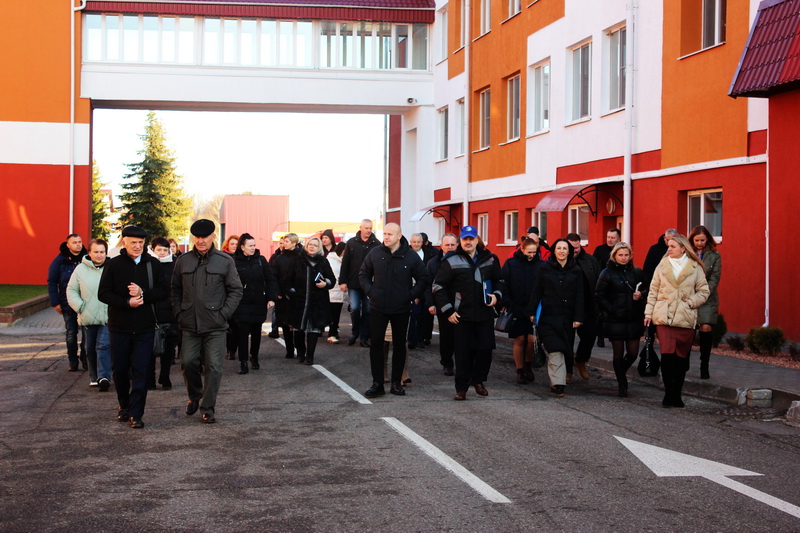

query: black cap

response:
[527,226,540,235]
[121,225,147,239]
[190,219,216,237]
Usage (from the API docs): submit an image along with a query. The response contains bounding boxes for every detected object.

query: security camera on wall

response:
[407,97,417,104]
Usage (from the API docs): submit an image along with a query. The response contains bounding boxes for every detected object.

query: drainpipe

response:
[69,0,88,233]
[763,128,770,327]
[622,0,635,241]
[383,114,389,225]
[463,0,472,227]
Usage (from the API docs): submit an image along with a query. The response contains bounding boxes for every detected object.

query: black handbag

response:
[146,262,166,354]
[637,330,660,377]
[494,310,515,333]
[531,323,546,368]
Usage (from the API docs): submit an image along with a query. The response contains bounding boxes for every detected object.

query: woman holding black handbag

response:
[595,242,644,397]
[501,237,542,384]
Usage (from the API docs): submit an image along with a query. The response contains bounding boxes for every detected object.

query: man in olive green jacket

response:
[172,219,243,424]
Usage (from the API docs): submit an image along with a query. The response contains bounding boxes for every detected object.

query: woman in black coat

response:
[501,238,542,384]
[286,237,335,366]
[232,233,278,374]
[595,242,644,397]
[527,239,584,397]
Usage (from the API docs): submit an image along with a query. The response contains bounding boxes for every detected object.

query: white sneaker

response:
[89,381,99,387]
[327,336,339,344]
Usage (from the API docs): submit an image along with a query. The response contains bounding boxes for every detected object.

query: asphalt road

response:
[1,331,799,532]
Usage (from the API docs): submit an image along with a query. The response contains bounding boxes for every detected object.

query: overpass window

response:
[241,19,257,65]
[377,23,392,69]
[85,14,102,61]
[261,20,277,66]
[106,15,120,60]
[358,23,374,69]
[339,23,354,67]
[161,17,176,63]
[223,19,238,63]
[178,17,195,64]
[396,25,409,68]
[204,18,220,64]
[280,21,295,66]
[143,16,159,63]
[123,15,139,62]
[297,21,313,67]
[412,24,428,70]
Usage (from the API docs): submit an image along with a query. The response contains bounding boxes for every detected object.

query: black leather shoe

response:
[443,366,454,376]
[304,357,314,366]
[268,330,280,339]
[250,357,260,370]
[129,417,144,429]
[347,335,357,346]
[238,363,249,375]
[297,355,306,364]
[471,381,489,396]
[117,407,129,422]
[359,340,371,348]
[201,413,216,424]
[364,383,385,398]
[186,399,199,416]
[390,382,406,396]
[453,391,466,401]
[597,338,605,348]
[285,352,295,359]
[98,378,111,392]
[551,385,566,397]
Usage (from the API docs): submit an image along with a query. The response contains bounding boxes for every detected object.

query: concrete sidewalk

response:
[3,307,799,412]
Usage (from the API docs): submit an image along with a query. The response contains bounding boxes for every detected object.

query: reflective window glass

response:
[143,16,159,62]
[223,19,238,63]
[123,15,139,62]
[85,14,102,61]
[240,19,257,65]
[279,21,294,65]
[357,22,374,69]
[204,18,220,64]
[377,23,392,69]
[339,23,353,67]
[412,24,427,70]
[320,21,336,68]
[106,15,120,61]
[261,20,277,66]
[396,25,408,68]
[161,17,176,63]
[178,17,194,64]
[297,21,313,67]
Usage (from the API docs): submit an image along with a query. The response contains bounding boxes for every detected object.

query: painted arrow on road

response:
[615,436,800,519]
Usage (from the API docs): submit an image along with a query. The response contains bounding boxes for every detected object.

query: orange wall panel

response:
[662,0,750,168]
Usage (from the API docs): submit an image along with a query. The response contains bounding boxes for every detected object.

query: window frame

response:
[438,8,449,62]
[456,98,466,156]
[531,211,547,241]
[503,210,519,244]
[606,26,626,113]
[528,60,550,134]
[437,106,449,161]
[568,204,590,246]
[507,0,521,19]
[478,89,491,150]
[476,213,489,241]
[480,0,491,36]
[568,41,592,123]
[702,0,726,49]
[506,74,521,141]
[688,188,723,241]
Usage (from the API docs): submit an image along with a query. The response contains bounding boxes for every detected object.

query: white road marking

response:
[382,417,512,504]
[274,338,286,347]
[313,365,373,405]
[617,436,800,519]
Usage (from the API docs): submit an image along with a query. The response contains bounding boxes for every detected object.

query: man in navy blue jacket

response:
[47,234,87,372]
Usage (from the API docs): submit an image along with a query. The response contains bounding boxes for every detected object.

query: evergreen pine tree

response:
[91,161,110,240]
[119,112,191,239]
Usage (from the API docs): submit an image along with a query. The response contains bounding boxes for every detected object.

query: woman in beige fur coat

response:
[644,234,709,408]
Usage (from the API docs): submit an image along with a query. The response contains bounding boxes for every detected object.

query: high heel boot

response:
[699,331,712,379]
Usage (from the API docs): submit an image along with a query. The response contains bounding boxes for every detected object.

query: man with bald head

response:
[339,218,381,346]
[359,223,429,397]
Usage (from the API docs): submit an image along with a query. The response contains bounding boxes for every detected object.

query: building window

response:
[476,213,489,241]
[437,106,449,161]
[568,204,590,244]
[529,61,550,134]
[412,24,428,70]
[439,8,448,62]
[688,189,723,239]
[569,42,592,122]
[456,98,466,156]
[479,89,491,149]
[702,0,726,49]
[459,0,467,47]
[608,27,626,112]
[531,211,547,241]
[480,0,491,35]
[508,0,521,18]
[506,75,520,141]
[504,211,518,244]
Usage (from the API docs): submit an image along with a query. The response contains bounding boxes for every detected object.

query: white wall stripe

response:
[0,121,90,166]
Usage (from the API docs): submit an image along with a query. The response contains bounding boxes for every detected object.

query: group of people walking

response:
[48,217,721,428]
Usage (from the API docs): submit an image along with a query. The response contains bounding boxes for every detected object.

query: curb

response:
[0,294,50,327]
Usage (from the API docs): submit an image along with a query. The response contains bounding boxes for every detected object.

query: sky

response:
[92,110,387,223]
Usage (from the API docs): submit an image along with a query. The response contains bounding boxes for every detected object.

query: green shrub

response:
[725,335,746,352]
[711,314,727,348]
[788,342,800,362]
[744,326,786,356]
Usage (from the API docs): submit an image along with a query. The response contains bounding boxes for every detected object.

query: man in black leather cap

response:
[172,219,242,424]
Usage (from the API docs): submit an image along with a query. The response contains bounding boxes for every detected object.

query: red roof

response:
[86,0,435,23]
[729,0,800,98]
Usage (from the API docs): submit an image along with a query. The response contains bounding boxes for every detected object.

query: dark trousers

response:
[453,319,494,392]
[61,306,86,369]
[148,323,178,386]
[227,320,238,357]
[181,330,226,415]
[574,313,598,365]
[419,310,434,343]
[407,301,422,346]
[437,313,455,369]
[369,309,409,384]
[109,330,154,419]
[235,320,264,362]
[328,302,343,338]
[348,288,370,342]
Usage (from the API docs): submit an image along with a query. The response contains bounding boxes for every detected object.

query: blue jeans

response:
[109,330,154,419]
[61,306,85,369]
[348,288,370,342]
[83,325,111,382]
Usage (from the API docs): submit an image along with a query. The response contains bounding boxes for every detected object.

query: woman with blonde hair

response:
[688,225,721,379]
[595,242,644,397]
[644,234,710,407]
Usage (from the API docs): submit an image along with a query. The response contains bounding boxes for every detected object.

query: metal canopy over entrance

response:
[534,183,623,218]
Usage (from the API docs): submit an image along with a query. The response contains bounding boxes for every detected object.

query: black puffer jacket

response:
[359,236,428,315]
[595,260,645,340]
[47,242,88,308]
[574,249,601,316]
[98,249,169,334]
[527,256,584,355]
[339,231,380,289]
[286,248,335,331]
[171,247,243,334]
[433,246,504,323]
[233,250,279,324]
[424,249,445,309]
[501,250,543,319]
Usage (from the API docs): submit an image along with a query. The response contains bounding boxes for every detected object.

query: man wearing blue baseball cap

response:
[432,226,505,400]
